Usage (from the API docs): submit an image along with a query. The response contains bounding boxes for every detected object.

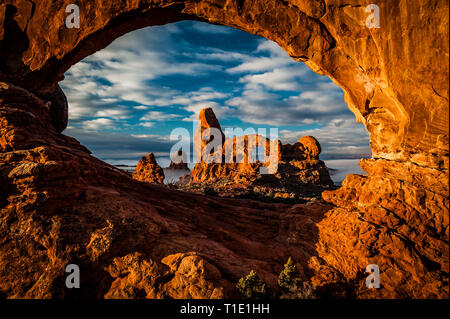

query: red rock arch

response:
[0,0,448,298]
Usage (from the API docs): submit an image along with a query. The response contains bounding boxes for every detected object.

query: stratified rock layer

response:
[0,0,448,298]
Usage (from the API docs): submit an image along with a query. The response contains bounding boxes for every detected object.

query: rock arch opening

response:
[61,20,370,189]
[0,0,447,299]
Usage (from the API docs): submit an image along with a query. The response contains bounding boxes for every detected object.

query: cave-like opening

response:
[60,20,370,188]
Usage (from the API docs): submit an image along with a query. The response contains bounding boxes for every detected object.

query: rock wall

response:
[0,0,448,298]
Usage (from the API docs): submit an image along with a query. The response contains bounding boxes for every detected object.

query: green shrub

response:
[278,257,302,292]
[236,270,267,298]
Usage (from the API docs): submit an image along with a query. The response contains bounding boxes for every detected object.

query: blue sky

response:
[61,21,370,166]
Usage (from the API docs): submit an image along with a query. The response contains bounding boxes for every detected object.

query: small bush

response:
[279,281,317,299]
[236,270,267,298]
[278,257,302,292]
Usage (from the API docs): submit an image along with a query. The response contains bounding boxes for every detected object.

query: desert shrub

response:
[279,281,317,299]
[278,257,302,292]
[236,270,267,298]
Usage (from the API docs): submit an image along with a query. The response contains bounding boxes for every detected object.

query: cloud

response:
[95,108,131,120]
[61,21,369,163]
[133,105,149,110]
[61,23,224,125]
[139,122,154,128]
[225,83,349,126]
[190,22,233,34]
[143,87,232,108]
[65,127,175,162]
[140,111,182,122]
[280,119,371,159]
[82,118,116,131]
[191,49,251,63]
[239,67,307,91]
[226,40,295,73]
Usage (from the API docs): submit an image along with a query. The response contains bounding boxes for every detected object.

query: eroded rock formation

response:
[133,153,165,184]
[194,107,225,162]
[0,0,448,299]
[104,252,231,299]
[190,108,333,199]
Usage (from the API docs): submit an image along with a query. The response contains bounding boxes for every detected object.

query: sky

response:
[61,21,370,167]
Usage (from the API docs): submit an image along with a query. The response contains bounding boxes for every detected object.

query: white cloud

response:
[239,68,307,91]
[61,22,369,161]
[82,118,116,131]
[140,111,181,122]
[131,134,170,140]
[281,118,371,159]
[139,122,154,128]
[134,105,149,110]
[191,50,251,63]
[95,108,131,120]
[190,22,233,34]
[226,39,295,74]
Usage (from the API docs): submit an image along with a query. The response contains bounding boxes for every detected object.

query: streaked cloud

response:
[61,20,370,165]
[281,119,371,159]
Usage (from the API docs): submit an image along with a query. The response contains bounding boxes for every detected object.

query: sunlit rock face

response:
[190,107,334,192]
[133,153,165,184]
[0,0,448,298]
[169,150,189,171]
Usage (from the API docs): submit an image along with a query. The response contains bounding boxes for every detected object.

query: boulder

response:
[297,136,321,159]
[133,153,165,184]
[190,108,333,192]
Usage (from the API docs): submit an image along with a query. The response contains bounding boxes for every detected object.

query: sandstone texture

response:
[133,153,165,184]
[0,0,448,299]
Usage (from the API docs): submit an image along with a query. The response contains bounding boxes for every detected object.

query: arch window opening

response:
[60,20,370,190]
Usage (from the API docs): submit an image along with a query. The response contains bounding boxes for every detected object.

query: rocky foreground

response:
[0,0,448,299]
